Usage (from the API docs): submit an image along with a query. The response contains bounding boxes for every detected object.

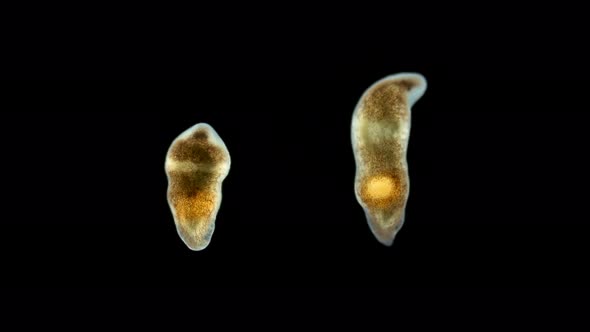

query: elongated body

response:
[351,73,427,246]
[165,123,231,250]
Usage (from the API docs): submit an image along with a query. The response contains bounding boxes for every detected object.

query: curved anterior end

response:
[165,123,231,251]
[351,73,427,246]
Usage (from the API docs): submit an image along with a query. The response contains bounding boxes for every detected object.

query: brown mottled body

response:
[351,73,427,246]
[165,123,230,250]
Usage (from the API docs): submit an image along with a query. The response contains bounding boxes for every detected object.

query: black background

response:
[3,21,590,332]
[2,58,589,291]
[2,12,590,327]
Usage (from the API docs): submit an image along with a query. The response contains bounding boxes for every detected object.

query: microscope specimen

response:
[165,123,231,250]
[351,73,427,246]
